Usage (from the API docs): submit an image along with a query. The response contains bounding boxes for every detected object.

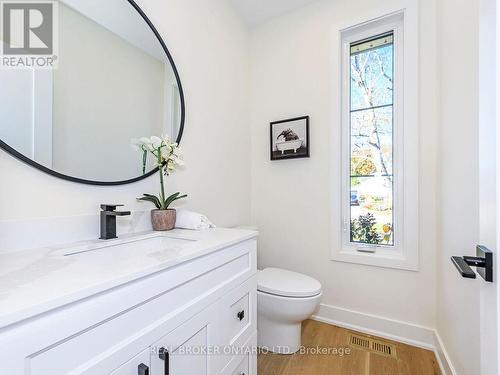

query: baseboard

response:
[311,303,455,375]
[432,330,456,375]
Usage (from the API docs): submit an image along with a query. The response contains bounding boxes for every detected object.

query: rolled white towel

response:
[175,210,216,230]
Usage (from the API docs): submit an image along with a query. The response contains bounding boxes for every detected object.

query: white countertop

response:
[0,228,257,329]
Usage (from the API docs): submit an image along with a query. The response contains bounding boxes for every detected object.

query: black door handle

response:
[451,245,493,282]
[237,310,245,321]
[159,347,170,375]
[451,256,476,278]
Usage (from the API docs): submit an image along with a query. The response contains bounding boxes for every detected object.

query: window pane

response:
[351,106,393,176]
[350,177,393,246]
[349,33,394,247]
[350,36,393,111]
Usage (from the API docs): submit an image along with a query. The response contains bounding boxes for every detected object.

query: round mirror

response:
[0,0,185,185]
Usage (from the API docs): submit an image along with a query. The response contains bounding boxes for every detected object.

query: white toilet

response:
[257,268,322,354]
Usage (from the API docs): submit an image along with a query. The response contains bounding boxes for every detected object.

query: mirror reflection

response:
[0,0,183,183]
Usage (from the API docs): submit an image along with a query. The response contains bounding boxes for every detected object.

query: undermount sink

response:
[61,233,196,258]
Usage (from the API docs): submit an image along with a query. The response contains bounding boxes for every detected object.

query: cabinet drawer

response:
[228,289,250,345]
[210,276,256,374]
[221,276,256,347]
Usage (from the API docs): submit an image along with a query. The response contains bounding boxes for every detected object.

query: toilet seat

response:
[257,268,322,298]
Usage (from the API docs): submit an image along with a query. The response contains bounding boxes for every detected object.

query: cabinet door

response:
[109,348,150,375]
[151,310,211,375]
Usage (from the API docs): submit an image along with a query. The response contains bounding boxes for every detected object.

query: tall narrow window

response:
[333,10,419,271]
[349,33,394,246]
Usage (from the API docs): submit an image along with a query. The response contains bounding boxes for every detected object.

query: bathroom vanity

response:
[0,228,257,375]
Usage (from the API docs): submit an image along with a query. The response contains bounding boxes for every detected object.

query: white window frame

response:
[331,8,419,271]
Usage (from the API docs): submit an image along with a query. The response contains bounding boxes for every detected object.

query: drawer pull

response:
[237,310,245,321]
[159,347,170,375]
[138,363,149,375]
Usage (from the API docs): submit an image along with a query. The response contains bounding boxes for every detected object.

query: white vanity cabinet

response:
[0,230,258,375]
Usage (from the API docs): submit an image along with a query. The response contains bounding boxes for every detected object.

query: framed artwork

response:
[270,116,310,160]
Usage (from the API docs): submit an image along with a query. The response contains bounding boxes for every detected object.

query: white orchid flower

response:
[167,160,176,171]
[151,136,163,149]
[162,143,173,154]
[172,146,183,157]
[139,137,155,151]
[130,138,141,151]
[132,134,185,176]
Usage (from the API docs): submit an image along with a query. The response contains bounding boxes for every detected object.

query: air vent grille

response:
[350,334,370,349]
[349,334,397,359]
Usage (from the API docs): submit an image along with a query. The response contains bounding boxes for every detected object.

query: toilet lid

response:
[257,268,322,298]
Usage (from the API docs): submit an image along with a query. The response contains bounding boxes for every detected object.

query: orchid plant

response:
[131,135,187,210]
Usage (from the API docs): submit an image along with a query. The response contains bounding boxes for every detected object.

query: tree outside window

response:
[349,33,394,246]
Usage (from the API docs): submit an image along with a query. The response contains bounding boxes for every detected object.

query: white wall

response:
[0,0,251,250]
[249,0,438,330]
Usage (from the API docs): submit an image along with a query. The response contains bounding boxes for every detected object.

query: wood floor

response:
[258,320,441,375]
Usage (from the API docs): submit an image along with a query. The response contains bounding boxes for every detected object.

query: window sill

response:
[331,248,419,271]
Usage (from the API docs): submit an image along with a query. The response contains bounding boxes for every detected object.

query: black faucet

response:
[100,204,131,240]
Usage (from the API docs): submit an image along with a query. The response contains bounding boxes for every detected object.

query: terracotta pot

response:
[151,209,176,231]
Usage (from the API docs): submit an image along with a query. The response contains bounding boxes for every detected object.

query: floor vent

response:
[349,334,397,359]
[350,334,370,349]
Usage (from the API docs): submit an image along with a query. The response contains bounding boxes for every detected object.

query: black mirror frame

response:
[0,0,185,186]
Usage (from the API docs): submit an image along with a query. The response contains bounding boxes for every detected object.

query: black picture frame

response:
[0,0,185,186]
[270,116,310,161]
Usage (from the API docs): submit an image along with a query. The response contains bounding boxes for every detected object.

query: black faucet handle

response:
[100,204,124,211]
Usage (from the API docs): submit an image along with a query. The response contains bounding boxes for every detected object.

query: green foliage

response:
[137,192,187,210]
[350,213,382,244]
[142,149,148,175]
[351,177,361,187]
